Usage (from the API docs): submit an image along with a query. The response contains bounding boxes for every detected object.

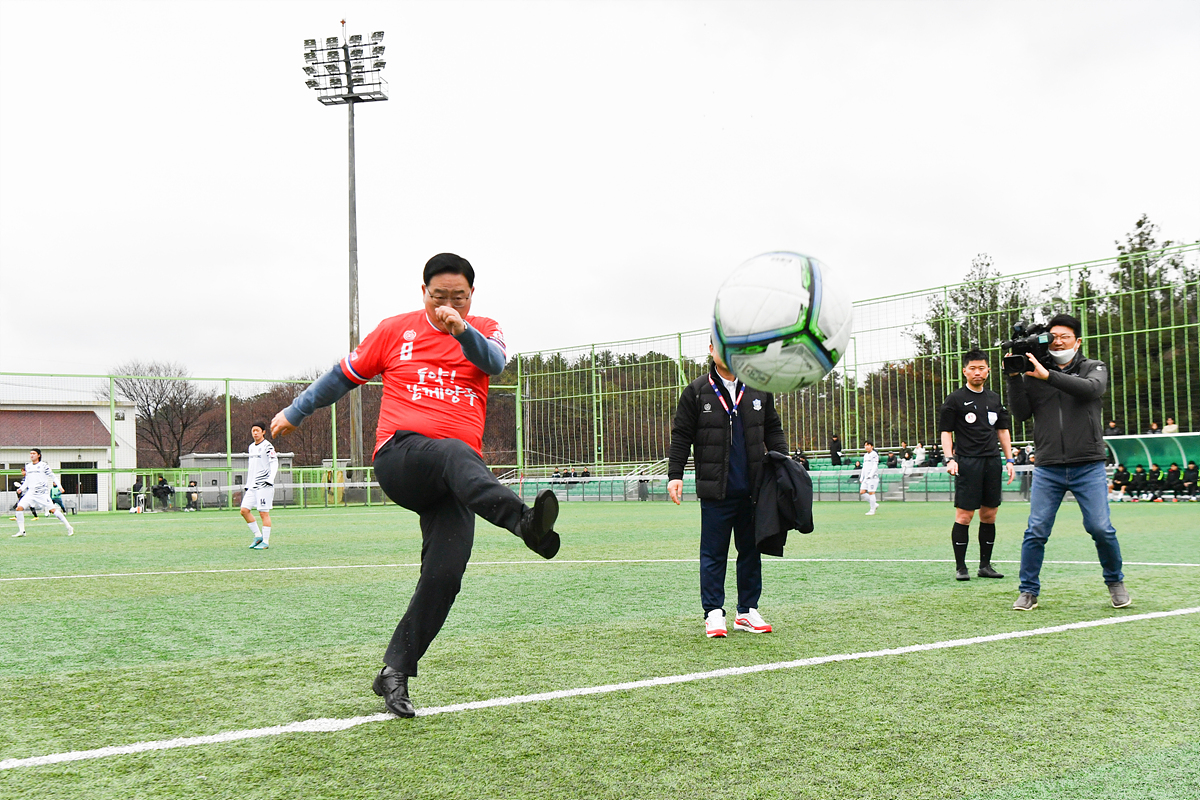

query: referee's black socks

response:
[952,522,970,570]
[978,522,996,567]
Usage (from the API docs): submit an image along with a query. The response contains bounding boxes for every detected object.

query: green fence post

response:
[109,375,117,512]
[225,379,233,510]
[515,356,525,475]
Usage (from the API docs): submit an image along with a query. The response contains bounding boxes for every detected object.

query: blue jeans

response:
[699,495,761,615]
[1019,461,1123,595]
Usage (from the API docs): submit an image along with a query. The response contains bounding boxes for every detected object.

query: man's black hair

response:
[423,253,475,288]
[962,348,988,366]
[864,439,874,446]
[31,448,41,458]
[252,422,267,432]
[1047,312,1082,338]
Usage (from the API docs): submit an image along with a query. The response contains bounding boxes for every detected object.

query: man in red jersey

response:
[271,253,561,718]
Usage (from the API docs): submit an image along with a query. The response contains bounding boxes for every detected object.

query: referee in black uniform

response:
[939,349,1017,581]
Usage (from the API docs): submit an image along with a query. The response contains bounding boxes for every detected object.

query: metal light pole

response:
[302,22,388,468]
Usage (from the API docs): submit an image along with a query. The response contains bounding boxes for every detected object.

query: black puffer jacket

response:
[1006,352,1108,466]
[668,364,789,500]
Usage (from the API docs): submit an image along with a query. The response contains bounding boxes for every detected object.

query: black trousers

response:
[373,431,528,677]
[699,495,761,616]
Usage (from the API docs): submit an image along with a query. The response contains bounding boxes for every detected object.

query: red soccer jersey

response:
[339,310,506,457]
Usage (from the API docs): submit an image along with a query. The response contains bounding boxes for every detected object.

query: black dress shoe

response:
[518,489,560,559]
[977,564,1005,579]
[955,567,970,581]
[373,666,416,718]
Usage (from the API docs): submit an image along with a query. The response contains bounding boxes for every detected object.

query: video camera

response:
[1002,321,1054,375]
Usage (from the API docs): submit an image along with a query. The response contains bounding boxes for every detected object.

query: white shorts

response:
[241,486,274,512]
[860,477,879,493]
[18,493,54,512]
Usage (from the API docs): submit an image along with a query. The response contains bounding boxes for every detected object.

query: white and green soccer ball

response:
[712,251,853,393]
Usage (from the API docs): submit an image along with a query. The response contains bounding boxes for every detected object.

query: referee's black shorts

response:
[954,455,1002,510]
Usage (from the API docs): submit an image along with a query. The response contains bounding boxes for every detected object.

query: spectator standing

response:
[1005,313,1129,610]
[1163,417,1179,434]
[1104,420,1123,437]
[829,434,843,467]
[668,339,788,638]
[914,442,926,468]
[152,477,174,510]
[1146,421,1161,434]
[900,442,914,474]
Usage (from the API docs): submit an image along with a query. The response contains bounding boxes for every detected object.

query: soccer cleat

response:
[977,564,1004,578]
[865,509,876,516]
[11,531,25,537]
[956,568,970,581]
[733,608,772,633]
[1108,581,1132,608]
[249,537,263,549]
[518,489,560,559]
[250,541,269,550]
[704,609,727,638]
[1012,592,1038,611]
[373,666,416,718]
[65,524,74,537]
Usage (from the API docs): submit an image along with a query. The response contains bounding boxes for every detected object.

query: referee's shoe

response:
[978,563,1004,578]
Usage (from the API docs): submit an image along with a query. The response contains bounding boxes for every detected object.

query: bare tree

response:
[110,361,224,467]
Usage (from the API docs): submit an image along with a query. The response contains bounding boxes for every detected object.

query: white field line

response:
[2,557,1197,583]
[3,606,1197,771]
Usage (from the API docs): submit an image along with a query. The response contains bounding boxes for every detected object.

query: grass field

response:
[1,500,1197,799]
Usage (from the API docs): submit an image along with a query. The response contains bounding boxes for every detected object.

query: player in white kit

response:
[859,440,880,515]
[12,449,74,537]
[240,423,278,549]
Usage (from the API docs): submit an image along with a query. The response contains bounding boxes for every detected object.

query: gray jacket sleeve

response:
[454,323,506,376]
[283,364,357,426]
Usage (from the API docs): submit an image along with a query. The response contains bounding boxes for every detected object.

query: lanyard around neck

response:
[708,374,744,417]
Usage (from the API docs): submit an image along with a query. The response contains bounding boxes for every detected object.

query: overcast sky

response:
[1,0,1197,381]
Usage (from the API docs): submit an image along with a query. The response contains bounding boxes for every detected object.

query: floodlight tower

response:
[302,22,388,468]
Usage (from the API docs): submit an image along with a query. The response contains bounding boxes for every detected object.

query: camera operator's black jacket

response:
[668,364,789,500]
[1006,352,1108,466]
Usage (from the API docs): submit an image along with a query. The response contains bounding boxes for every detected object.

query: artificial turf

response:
[1,500,1196,799]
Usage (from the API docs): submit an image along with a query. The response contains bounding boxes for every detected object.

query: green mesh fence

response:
[3,243,1196,509]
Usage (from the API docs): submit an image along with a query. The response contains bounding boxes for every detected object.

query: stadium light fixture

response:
[299,19,390,469]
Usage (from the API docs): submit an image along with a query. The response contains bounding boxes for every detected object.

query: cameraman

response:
[1006,313,1130,611]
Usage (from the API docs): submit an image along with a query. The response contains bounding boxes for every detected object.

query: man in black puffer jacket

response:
[668,341,789,639]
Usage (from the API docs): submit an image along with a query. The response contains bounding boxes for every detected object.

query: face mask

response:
[1050,345,1078,364]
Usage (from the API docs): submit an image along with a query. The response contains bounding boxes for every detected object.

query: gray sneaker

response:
[1012,592,1038,611]
[1108,581,1132,608]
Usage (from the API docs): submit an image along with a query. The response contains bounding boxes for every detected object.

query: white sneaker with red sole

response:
[704,609,727,638]
[733,608,772,633]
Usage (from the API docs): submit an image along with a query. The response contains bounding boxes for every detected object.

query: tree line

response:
[114,216,1196,468]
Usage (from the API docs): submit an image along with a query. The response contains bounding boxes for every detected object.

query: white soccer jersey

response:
[246,439,278,489]
[861,451,879,482]
[19,462,56,498]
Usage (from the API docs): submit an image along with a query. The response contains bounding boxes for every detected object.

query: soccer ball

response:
[712,251,854,392]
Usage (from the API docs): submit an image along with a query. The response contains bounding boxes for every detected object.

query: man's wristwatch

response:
[1006,458,1015,464]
